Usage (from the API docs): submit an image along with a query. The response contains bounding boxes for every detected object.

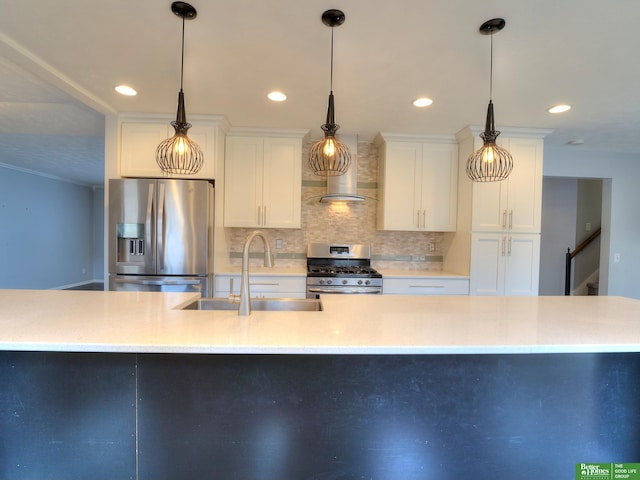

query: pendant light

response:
[466,18,513,183]
[156,1,204,175]
[308,9,351,177]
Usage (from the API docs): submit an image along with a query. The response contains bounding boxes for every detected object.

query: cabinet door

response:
[223,136,264,227]
[471,181,507,232]
[471,137,543,233]
[120,121,217,179]
[503,234,540,296]
[504,138,543,233]
[421,143,458,232]
[120,122,169,178]
[377,142,421,231]
[469,233,505,295]
[262,138,301,228]
[470,233,540,296]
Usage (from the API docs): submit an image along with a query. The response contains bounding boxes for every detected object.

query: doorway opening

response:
[539,177,611,296]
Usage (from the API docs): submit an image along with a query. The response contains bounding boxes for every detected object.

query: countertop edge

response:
[3,343,640,355]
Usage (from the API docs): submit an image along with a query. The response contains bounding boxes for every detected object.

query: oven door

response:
[306,285,382,298]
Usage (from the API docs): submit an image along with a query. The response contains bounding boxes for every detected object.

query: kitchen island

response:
[1,290,639,479]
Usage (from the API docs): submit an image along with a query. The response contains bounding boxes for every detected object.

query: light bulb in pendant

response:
[323,137,337,157]
[482,146,495,163]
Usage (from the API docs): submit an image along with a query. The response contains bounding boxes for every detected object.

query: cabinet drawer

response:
[383,277,469,295]
[214,275,306,297]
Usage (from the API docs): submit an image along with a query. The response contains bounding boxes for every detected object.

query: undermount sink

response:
[183,297,323,312]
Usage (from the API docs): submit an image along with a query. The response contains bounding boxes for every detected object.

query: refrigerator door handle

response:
[157,182,165,271]
[145,183,155,272]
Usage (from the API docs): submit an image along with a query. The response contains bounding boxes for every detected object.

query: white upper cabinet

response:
[223,130,308,229]
[376,134,458,232]
[471,137,544,234]
[119,114,227,179]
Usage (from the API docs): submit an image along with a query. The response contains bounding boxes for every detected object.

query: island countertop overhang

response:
[1,290,639,355]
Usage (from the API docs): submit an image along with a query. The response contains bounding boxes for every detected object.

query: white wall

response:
[544,147,640,299]
[0,165,102,289]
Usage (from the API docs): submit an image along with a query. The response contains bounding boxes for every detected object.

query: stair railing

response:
[565,227,601,295]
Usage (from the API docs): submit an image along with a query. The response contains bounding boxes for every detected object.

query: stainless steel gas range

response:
[306,243,383,298]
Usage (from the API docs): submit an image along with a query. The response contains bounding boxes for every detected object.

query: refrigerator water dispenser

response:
[116,223,145,265]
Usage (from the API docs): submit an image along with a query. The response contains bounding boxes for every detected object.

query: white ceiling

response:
[2,0,640,186]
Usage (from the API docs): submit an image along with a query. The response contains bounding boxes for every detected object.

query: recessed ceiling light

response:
[114,85,137,96]
[548,104,571,114]
[267,91,287,102]
[413,97,433,107]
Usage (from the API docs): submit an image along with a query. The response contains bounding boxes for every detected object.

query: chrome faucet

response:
[232,230,273,316]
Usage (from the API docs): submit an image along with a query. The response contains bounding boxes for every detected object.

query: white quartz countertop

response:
[1,290,639,354]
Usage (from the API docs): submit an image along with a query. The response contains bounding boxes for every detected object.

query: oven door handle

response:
[307,287,382,294]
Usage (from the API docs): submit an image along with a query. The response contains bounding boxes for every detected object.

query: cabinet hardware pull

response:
[263,205,267,226]
[501,237,506,256]
[509,210,513,230]
[508,236,512,256]
[422,210,426,229]
[502,210,507,229]
[257,205,261,225]
[416,210,420,229]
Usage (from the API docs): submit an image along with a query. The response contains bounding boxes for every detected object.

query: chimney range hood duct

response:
[320,134,365,203]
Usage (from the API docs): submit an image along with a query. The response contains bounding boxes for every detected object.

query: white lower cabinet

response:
[469,233,541,296]
[383,277,469,295]
[214,275,306,299]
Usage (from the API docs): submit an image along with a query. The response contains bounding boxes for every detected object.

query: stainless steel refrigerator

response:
[108,178,214,296]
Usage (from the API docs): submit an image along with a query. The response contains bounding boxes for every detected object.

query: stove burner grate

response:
[307,265,381,277]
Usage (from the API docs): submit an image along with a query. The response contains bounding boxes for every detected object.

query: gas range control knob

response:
[357,280,363,285]
[365,280,371,285]
[319,279,325,285]
[342,279,348,285]
[326,279,333,285]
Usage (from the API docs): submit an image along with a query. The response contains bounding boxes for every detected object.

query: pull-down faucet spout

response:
[236,230,273,316]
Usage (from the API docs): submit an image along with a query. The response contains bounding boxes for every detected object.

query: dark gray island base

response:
[2,352,639,480]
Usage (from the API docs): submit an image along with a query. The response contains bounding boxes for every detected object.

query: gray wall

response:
[544,147,640,299]
[0,165,103,289]
[539,177,578,295]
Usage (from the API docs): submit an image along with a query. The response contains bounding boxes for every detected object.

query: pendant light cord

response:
[329,26,334,94]
[489,30,493,101]
[180,14,185,92]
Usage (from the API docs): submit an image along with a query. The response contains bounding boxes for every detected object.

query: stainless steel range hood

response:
[320,133,365,203]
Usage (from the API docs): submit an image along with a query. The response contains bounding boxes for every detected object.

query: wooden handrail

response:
[570,227,601,259]
[565,227,602,295]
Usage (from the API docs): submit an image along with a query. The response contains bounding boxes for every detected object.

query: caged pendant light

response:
[466,18,513,183]
[308,9,351,177]
[156,1,204,175]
